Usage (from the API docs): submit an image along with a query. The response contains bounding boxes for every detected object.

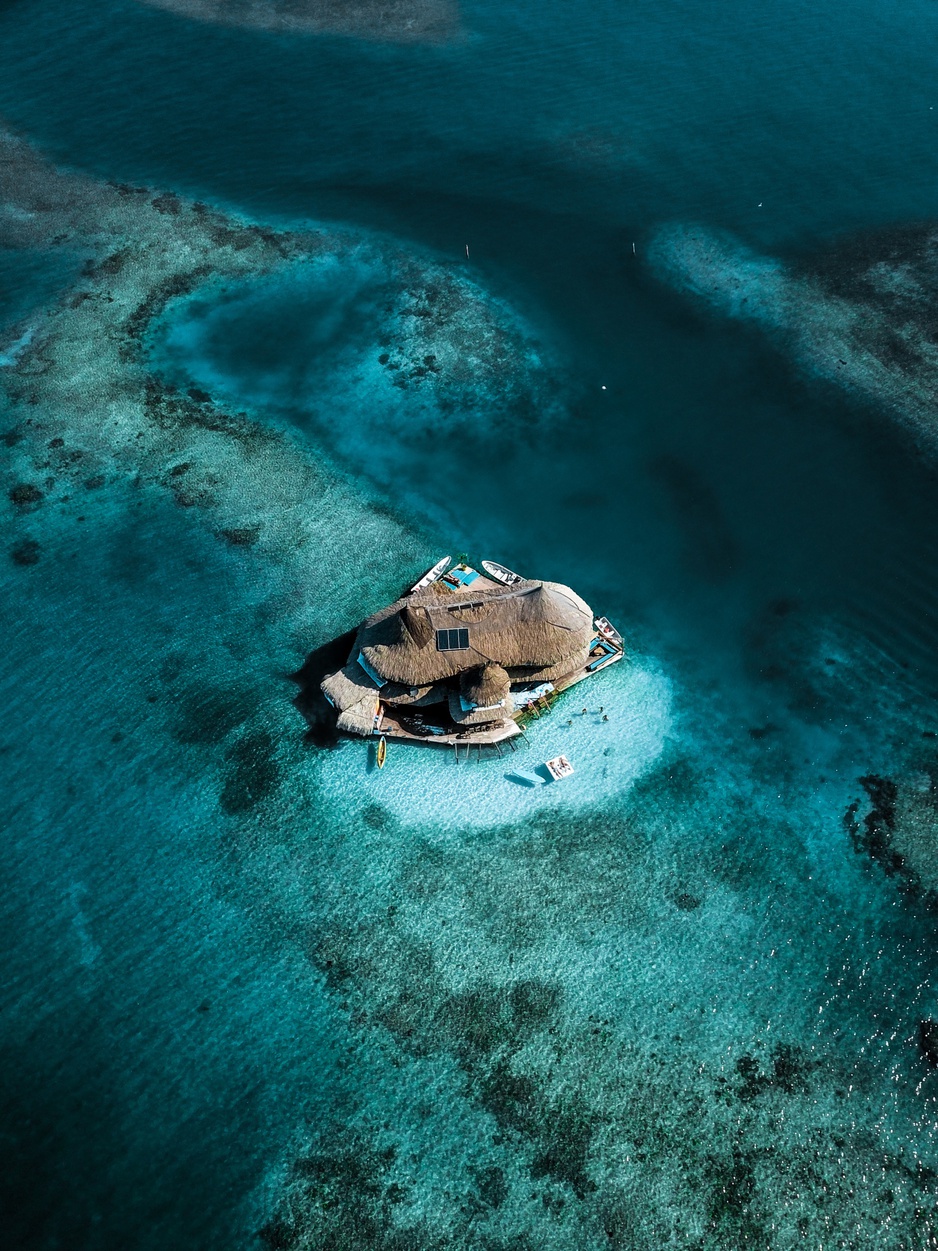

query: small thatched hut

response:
[447,663,512,726]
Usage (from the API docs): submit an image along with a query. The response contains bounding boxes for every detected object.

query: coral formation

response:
[845,763,938,903]
[258,765,938,1250]
[144,245,567,507]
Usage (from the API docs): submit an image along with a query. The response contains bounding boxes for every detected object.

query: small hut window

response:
[436,628,469,651]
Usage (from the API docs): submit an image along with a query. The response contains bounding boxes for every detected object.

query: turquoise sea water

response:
[3,0,938,1246]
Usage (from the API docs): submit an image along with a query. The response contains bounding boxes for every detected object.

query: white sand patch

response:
[315,659,672,833]
[649,221,938,441]
[649,223,789,325]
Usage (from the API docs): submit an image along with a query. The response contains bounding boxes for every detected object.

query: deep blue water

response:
[0,246,82,335]
[3,0,938,1246]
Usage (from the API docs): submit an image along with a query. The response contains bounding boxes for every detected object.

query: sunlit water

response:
[3,0,938,1246]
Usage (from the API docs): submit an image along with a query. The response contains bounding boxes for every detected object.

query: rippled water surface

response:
[3,0,938,1247]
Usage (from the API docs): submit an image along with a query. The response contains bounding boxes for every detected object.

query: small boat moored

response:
[595,616,623,648]
[408,555,451,595]
[482,559,524,586]
[376,735,387,768]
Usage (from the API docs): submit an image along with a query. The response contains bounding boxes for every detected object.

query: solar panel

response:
[436,628,470,651]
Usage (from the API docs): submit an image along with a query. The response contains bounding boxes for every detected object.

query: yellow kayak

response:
[376,735,387,769]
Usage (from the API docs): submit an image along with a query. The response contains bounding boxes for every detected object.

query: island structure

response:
[321,559,624,747]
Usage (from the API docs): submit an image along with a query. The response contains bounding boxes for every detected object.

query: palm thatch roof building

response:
[321,562,623,746]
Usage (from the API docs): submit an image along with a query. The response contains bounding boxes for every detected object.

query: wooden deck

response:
[378,707,524,747]
[436,569,503,594]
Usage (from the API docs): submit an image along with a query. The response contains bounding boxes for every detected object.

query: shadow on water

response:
[289,628,356,748]
[505,767,550,787]
[649,452,741,583]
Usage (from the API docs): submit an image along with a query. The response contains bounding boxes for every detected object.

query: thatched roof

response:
[322,662,377,712]
[356,580,594,687]
[460,663,510,708]
[400,604,434,648]
[505,643,593,684]
[447,688,512,726]
[322,663,380,735]
[338,702,378,736]
[382,681,446,707]
[446,663,512,726]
